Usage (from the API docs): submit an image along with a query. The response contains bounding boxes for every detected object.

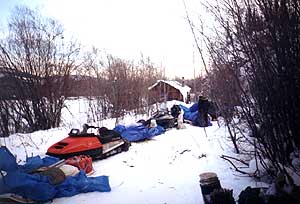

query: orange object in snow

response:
[65,155,93,174]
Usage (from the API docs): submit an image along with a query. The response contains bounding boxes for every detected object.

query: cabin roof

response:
[148,80,191,101]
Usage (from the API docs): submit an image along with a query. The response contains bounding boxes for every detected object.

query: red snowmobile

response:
[46,125,130,160]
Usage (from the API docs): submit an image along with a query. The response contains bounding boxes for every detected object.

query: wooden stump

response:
[199,172,222,204]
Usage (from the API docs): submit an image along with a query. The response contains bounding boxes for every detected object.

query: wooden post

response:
[199,172,221,204]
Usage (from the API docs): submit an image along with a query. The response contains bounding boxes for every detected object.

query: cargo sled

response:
[46,125,130,159]
[151,110,177,129]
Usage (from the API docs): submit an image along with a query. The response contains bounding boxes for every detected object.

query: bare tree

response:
[188,0,300,177]
[99,54,162,121]
[0,6,80,135]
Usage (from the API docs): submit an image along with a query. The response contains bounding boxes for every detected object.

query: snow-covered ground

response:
[1,99,268,204]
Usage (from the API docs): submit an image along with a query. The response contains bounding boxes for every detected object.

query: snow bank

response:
[0,99,269,204]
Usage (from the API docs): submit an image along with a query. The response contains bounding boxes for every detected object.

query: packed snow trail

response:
[50,122,258,204]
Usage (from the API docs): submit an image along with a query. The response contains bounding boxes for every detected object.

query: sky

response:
[0,0,208,79]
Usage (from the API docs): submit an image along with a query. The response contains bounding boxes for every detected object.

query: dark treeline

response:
[0,6,163,137]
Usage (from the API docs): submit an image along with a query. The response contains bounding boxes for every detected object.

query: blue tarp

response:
[21,155,59,173]
[0,146,111,201]
[189,103,199,113]
[179,103,212,127]
[114,124,165,142]
[0,146,18,172]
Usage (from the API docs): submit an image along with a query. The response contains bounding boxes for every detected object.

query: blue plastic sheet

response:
[179,104,212,127]
[0,146,18,172]
[0,147,111,201]
[189,103,199,112]
[114,124,165,142]
[55,171,110,198]
[21,155,60,173]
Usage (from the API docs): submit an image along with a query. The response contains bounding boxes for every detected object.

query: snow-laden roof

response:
[148,80,191,101]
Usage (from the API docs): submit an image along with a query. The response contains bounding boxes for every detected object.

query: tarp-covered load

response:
[179,103,212,127]
[0,146,111,202]
[114,124,165,142]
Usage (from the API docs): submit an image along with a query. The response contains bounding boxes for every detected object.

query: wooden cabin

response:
[148,80,191,104]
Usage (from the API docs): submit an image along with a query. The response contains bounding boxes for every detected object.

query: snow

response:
[0,99,268,204]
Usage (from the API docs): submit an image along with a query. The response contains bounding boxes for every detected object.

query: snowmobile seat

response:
[97,127,123,144]
[155,115,176,129]
[68,128,97,137]
[150,110,177,129]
